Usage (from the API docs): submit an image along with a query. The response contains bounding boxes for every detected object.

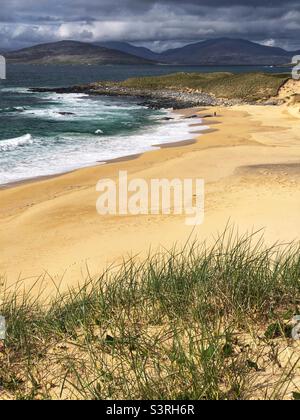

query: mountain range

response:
[4,41,155,65]
[158,38,293,65]
[4,38,299,65]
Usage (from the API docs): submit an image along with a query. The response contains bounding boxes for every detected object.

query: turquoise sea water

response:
[0,64,290,185]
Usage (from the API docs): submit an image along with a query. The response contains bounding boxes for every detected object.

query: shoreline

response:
[0,108,208,191]
[30,86,242,110]
[1,103,300,295]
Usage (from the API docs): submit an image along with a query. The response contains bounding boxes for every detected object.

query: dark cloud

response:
[0,0,299,51]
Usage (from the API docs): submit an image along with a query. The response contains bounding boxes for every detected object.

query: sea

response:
[0,64,290,186]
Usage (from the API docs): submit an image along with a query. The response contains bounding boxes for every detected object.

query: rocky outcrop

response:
[31,83,242,109]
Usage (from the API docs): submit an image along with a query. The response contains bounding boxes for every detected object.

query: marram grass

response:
[1,229,300,400]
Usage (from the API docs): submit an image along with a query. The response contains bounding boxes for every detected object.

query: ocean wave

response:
[43,92,89,102]
[0,134,33,151]
[0,87,30,94]
[95,129,104,135]
[0,114,207,185]
[22,108,77,119]
[18,91,144,122]
[0,106,25,113]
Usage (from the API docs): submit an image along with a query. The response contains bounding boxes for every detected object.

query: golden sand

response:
[1,104,300,293]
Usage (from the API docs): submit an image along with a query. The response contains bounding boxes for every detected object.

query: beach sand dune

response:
[1,105,300,294]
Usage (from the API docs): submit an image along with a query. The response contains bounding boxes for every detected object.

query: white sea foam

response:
[0,113,207,185]
[20,91,143,121]
[0,90,208,185]
[44,92,89,102]
[0,87,30,94]
[22,108,77,120]
[21,92,122,120]
[0,134,33,151]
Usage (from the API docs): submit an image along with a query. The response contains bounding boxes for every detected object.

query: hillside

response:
[159,38,292,65]
[116,72,290,101]
[4,40,155,65]
[33,72,290,110]
[95,41,160,61]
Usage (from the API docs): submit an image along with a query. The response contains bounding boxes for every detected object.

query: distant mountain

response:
[4,38,297,66]
[158,38,292,65]
[95,38,295,65]
[4,41,155,65]
[95,41,160,61]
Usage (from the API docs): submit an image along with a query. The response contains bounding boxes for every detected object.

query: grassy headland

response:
[1,232,300,400]
[118,72,289,101]
[32,72,290,108]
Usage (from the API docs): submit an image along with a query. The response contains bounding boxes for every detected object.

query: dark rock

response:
[185,114,199,119]
[57,112,75,116]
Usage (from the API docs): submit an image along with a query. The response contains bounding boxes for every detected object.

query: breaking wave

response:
[0,134,33,151]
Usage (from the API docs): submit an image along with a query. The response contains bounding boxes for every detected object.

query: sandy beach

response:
[4,0,300,400]
[1,103,300,294]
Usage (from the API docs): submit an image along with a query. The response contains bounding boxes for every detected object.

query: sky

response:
[0,0,300,51]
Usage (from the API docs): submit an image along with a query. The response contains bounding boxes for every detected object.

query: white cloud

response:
[0,0,299,50]
[261,39,276,47]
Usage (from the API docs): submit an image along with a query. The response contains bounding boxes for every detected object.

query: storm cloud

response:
[1,0,299,51]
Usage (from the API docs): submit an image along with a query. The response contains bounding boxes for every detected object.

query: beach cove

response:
[1,101,300,294]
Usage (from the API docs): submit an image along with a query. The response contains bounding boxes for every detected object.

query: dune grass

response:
[1,230,300,400]
[117,72,290,101]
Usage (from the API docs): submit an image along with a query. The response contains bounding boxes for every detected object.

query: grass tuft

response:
[1,230,300,400]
